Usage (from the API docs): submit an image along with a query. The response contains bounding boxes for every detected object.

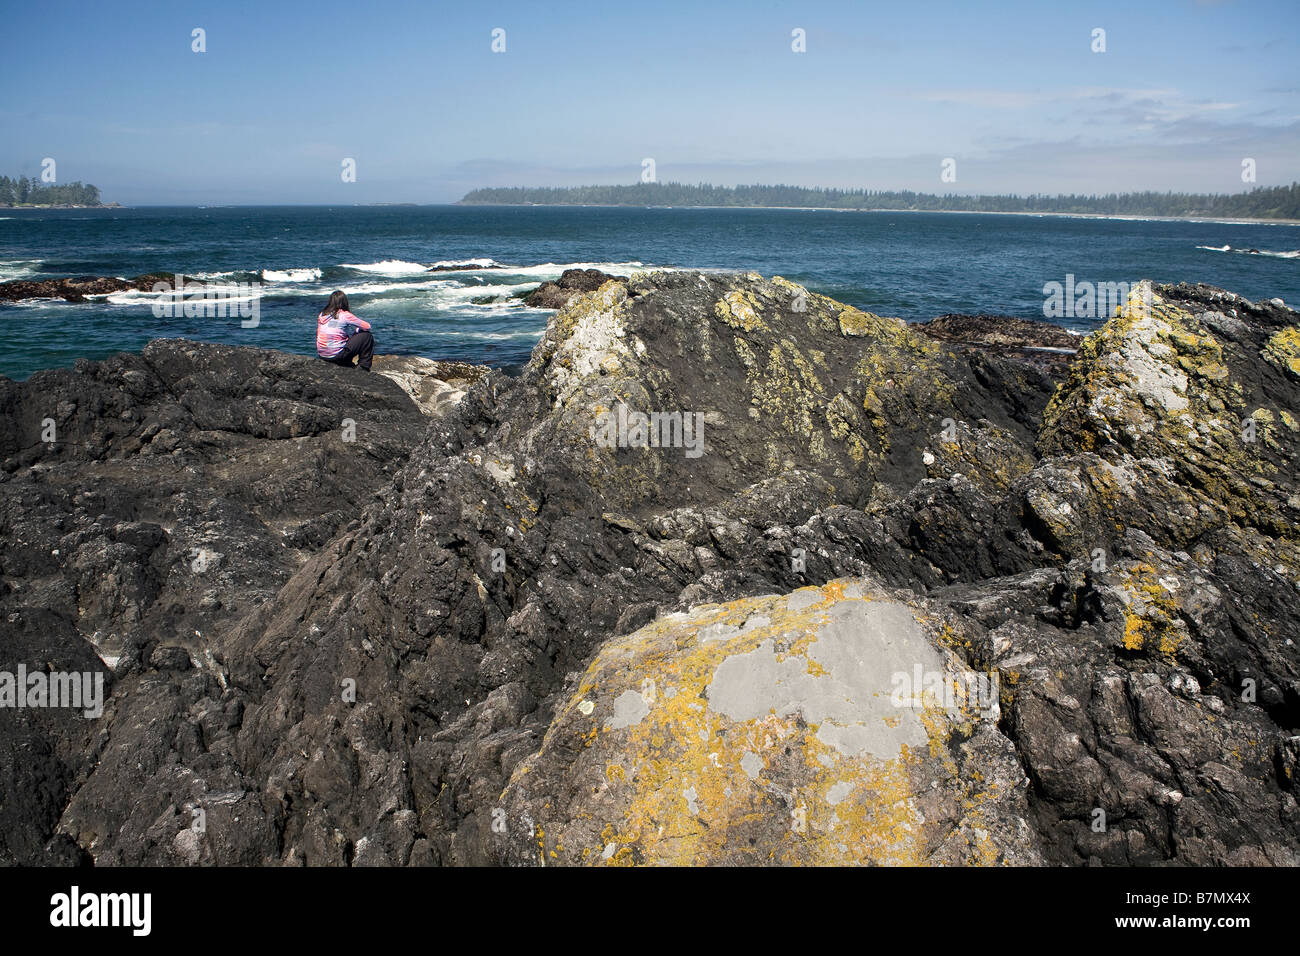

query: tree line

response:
[460,182,1300,219]
[0,175,102,206]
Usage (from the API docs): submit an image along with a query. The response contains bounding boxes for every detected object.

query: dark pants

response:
[323,330,373,371]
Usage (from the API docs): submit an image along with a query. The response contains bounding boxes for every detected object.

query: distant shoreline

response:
[460,181,1300,222]
[455,202,1300,226]
[5,203,1297,226]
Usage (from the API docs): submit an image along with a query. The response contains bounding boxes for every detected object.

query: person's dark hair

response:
[322,290,350,318]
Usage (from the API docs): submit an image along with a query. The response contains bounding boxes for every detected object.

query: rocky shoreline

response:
[0,273,188,304]
[0,265,600,309]
[0,267,509,305]
[1,271,1297,866]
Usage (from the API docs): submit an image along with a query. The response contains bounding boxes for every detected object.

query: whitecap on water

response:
[261,267,323,282]
[429,257,499,269]
[1195,245,1298,259]
[340,260,430,275]
[0,258,43,281]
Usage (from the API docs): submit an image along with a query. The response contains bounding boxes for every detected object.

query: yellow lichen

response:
[715,289,765,332]
[1117,564,1184,659]
[502,581,1007,866]
[1262,326,1300,382]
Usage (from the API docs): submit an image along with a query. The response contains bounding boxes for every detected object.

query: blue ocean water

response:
[1,205,1297,380]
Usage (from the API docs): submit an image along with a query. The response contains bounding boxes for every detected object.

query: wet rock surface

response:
[1,273,1297,866]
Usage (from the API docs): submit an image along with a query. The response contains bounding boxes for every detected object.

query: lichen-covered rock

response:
[1032,281,1300,576]
[512,270,1049,517]
[523,268,626,309]
[492,579,1039,866]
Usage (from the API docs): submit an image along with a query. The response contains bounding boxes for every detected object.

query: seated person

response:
[316,290,374,371]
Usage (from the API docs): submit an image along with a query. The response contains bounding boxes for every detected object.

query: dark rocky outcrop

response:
[2,272,1297,866]
[917,313,1080,349]
[0,341,477,863]
[524,268,625,309]
[427,263,505,273]
[915,312,1080,376]
[0,268,515,304]
[0,273,185,303]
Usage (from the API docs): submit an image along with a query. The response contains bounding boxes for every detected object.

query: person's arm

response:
[342,311,371,331]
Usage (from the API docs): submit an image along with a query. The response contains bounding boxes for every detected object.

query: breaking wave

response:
[340,260,430,275]
[1196,245,1299,259]
[261,267,323,282]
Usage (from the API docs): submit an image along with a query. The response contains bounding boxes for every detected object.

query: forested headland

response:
[0,175,104,207]
[460,182,1300,219]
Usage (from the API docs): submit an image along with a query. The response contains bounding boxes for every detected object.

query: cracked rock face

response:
[1,272,1297,866]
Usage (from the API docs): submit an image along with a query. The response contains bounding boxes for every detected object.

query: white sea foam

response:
[188,270,245,280]
[1195,244,1298,259]
[404,259,654,277]
[103,283,261,305]
[439,329,545,341]
[73,260,734,314]
[340,259,429,275]
[261,267,323,282]
[486,260,645,278]
[338,278,538,301]
[442,282,537,303]
[342,277,459,296]
[0,258,41,281]
[430,258,500,269]
[310,258,670,285]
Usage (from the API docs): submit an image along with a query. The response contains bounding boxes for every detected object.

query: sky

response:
[1,0,1297,204]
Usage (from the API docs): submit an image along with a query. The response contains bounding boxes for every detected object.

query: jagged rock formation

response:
[523,268,625,309]
[0,342,472,863]
[1,273,1297,866]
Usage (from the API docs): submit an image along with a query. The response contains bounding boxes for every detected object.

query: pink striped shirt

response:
[316,309,371,358]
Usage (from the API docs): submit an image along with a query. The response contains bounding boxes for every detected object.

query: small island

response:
[460,181,1300,220]
[0,174,114,208]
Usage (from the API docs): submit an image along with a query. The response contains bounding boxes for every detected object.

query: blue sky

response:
[1,0,1296,203]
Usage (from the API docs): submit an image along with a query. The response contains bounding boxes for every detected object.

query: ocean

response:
[1,204,1297,381]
